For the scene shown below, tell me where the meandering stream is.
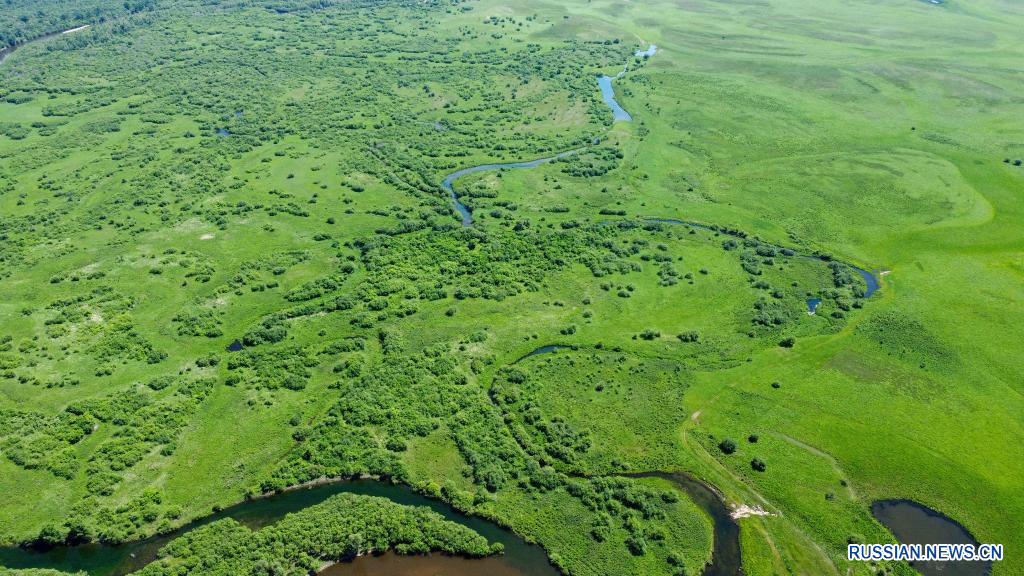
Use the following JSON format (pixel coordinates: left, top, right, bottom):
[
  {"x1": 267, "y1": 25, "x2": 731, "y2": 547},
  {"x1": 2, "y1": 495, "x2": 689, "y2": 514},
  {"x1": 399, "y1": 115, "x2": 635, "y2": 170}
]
[
  {"x1": 631, "y1": 218, "x2": 880, "y2": 296},
  {"x1": 442, "y1": 150, "x2": 581, "y2": 226},
  {"x1": 597, "y1": 73, "x2": 631, "y2": 121},
  {"x1": 441, "y1": 44, "x2": 658, "y2": 225},
  {"x1": 594, "y1": 44, "x2": 656, "y2": 122}
]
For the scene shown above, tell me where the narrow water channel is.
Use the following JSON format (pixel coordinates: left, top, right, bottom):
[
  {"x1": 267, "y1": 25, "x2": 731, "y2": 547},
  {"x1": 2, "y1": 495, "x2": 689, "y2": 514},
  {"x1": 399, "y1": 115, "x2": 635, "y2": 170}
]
[
  {"x1": 596, "y1": 43, "x2": 657, "y2": 122},
  {"x1": 442, "y1": 44, "x2": 657, "y2": 225},
  {"x1": 597, "y1": 73, "x2": 632, "y2": 122},
  {"x1": 442, "y1": 150, "x2": 580, "y2": 226}
]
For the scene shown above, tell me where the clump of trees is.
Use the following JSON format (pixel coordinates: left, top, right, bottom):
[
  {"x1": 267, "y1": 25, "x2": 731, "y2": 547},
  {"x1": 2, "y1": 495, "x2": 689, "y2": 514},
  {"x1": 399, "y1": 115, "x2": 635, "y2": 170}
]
[
  {"x1": 677, "y1": 331, "x2": 699, "y2": 343},
  {"x1": 639, "y1": 329, "x2": 660, "y2": 340},
  {"x1": 226, "y1": 345, "x2": 317, "y2": 390},
  {"x1": 172, "y1": 309, "x2": 222, "y2": 338},
  {"x1": 7, "y1": 378, "x2": 216, "y2": 546},
  {"x1": 557, "y1": 146, "x2": 623, "y2": 177}
]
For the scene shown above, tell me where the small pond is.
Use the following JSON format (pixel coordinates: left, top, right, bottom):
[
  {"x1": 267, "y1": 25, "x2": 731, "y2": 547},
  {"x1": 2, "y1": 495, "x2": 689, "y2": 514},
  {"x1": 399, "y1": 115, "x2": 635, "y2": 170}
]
[
  {"x1": 513, "y1": 344, "x2": 572, "y2": 364},
  {"x1": 872, "y1": 499, "x2": 991, "y2": 576},
  {"x1": 635, "y1": 44, "x2": 658, "y2": 58}
]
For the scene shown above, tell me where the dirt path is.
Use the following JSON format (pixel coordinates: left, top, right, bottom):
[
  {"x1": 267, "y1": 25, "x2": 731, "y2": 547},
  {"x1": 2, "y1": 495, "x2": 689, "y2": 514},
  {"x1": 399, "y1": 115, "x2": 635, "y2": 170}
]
[{"x1": 776, "y1": 433, "x2": 857, "y2": 500}]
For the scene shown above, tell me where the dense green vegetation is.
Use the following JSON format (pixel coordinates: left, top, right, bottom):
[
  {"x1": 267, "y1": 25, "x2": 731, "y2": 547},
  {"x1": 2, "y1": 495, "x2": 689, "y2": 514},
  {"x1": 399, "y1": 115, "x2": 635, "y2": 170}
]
[
  {"x1": 1, "y1": 0, "x2": 1022, "y2": 575},
  {"x1": 136, "y1": 493, "x2": 500, "y2": 575},
  {"x1": 0, "y1": 0, "x2": 144, "y2": 50},
  {"x1": 0, "y1": 493, "x2": 498, "y2": 576}
]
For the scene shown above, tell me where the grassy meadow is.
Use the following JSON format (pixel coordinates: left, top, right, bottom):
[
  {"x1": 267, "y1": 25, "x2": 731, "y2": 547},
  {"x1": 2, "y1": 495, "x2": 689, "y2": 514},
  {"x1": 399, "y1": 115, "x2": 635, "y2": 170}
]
[{"x1": 0, "y1": 0, "x2": 1022, "y2": 575}]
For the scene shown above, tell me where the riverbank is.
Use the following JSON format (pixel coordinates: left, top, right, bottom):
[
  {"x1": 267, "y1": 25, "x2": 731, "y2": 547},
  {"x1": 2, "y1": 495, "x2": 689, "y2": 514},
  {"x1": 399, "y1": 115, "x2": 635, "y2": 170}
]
[
  {"x1": 0, "y1": 24, "x2": 91, "y2": 66},
  {"x1": 619, "y1": 472, "x2": 741, "y2": 576}
]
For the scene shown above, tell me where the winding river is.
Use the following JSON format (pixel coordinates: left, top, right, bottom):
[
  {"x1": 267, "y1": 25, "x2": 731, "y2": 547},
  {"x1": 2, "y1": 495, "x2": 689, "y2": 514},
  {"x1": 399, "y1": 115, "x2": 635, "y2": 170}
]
[
  {"x1": 597, "y1": 72, "x2": 631, "y2": 122},
  {"x1": 442, "y1": 150, "x2": 581, "y2": 226},
  {"x1": 320, "y1": 552, "x2": 530, "y2": 576},
  {"x1": 595, "y1": 44, "x2": 657, "y2": 122},
  {"x1": 0, "y1": 473, "x2": 741, "y2": 576},
  {"x1": 509, "y1": 344, "x2": 742, "y2": 575},
  {"x1": 0, "y1": 479, "x2": 556, "y2": 576}
]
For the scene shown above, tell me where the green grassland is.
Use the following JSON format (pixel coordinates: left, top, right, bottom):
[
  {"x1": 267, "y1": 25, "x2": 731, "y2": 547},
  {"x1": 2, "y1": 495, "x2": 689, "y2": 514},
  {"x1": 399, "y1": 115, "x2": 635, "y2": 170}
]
[{"x1": 1, "y1": 0, "x2": 1022, "y2": 575}]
